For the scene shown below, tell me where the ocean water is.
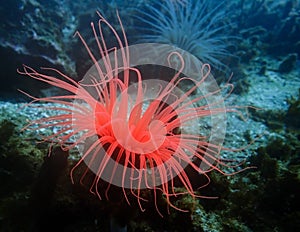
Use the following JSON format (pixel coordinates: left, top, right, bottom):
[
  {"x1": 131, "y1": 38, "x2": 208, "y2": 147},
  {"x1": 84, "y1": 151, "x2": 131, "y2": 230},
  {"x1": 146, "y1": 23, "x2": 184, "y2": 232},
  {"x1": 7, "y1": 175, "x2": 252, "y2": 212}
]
[{"x1": 0, "y1": 0, "x2": 299, "y2": 231}]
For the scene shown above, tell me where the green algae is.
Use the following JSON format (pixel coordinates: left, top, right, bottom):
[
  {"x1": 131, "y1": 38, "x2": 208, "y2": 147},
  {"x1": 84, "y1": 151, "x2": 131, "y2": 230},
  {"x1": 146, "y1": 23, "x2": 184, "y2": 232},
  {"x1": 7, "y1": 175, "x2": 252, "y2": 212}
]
[
  {"x1": 158, "y1": 133, "x2": 300, "y2": 231},
  {"x1": 0, "y1": 117, "x2": 46, "y2": 231},
  {"x1": 286, "y1": 88, "x2": 300, "y2": 130}
]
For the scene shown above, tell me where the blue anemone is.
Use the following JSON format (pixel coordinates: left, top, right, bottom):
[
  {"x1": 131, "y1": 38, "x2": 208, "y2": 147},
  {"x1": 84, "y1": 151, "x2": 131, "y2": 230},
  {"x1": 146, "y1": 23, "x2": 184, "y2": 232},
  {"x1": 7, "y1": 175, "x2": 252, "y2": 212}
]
[{"x1": 135, "y1": 0, "x2": 236, "y2": 72}]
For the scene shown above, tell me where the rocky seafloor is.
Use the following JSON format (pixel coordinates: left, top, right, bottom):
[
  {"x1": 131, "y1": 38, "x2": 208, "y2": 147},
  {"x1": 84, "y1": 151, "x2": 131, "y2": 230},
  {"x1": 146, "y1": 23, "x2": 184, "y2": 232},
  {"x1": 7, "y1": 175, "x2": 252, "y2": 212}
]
[{"x1": 1, "y1": 0, "x2": 300, "y2": 231}]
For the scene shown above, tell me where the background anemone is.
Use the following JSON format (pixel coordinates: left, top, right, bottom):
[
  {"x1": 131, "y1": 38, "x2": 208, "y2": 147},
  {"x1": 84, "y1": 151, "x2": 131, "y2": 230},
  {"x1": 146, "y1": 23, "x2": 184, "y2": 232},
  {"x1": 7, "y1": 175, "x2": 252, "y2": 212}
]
[{"x1": 134, "y1": 0, "x2": 237, "y2": 73}]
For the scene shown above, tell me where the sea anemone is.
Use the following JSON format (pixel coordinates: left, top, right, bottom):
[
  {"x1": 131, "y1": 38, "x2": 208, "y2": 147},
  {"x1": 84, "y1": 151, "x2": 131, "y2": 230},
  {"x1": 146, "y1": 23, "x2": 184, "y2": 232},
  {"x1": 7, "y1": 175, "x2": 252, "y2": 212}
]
[
  {"x1": 135, "y1": 0, "x2": 235, "y2": 72},
  {"x1": 18, "y1": 12, "x2": 247, "y2": 215}
]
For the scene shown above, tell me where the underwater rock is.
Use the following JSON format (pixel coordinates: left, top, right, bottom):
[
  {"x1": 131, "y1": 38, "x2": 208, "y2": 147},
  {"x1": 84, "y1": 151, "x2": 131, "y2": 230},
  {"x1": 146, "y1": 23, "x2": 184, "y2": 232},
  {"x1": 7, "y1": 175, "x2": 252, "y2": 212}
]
[
  {"x1": 0, "y1": 115, "x2": 46, "y2": 231},
  {"x1": 258, "y1": 63, "x2": 267, "y2": 75},
  {"x1": 0, "y1": 0, "x2": 142, "y2": 101},
  {"x1": 278, "y1": 53, "x2": 298, "y2": 73},
  {"x1": 285, "y1": 89, "x2": 300, "y2": 129},
  {"x1": 29, "y1": 146, "x2": 69, "y2": 231},
  {"x1": 0, "y1": 0, "x2": 76, "y2": 100},
  {"x1": 236, "y1": 0, "x2": 300, "y2": 57}
]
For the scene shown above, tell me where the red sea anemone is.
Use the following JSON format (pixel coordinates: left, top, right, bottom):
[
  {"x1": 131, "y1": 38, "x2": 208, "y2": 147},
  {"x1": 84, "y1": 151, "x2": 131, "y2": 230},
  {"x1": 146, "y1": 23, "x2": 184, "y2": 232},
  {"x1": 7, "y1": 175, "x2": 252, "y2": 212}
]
[{"x1": 18, "y1": 12, "x2": 248, "y2": 215}]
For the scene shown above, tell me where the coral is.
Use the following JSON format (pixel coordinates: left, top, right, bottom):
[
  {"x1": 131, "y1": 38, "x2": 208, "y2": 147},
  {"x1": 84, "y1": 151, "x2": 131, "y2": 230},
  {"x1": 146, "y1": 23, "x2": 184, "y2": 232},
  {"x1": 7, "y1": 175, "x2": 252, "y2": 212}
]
[{"x1": 134, "y1": 0, "x2": 237, "y2": 72}]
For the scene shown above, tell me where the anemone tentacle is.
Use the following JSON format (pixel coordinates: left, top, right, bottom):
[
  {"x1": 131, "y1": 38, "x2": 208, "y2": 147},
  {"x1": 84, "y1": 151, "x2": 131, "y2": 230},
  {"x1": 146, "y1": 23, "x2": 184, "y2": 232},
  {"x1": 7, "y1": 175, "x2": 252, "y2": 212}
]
[{"x1": 19, "y1": 11, "x2": 248, "y2": 214}]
